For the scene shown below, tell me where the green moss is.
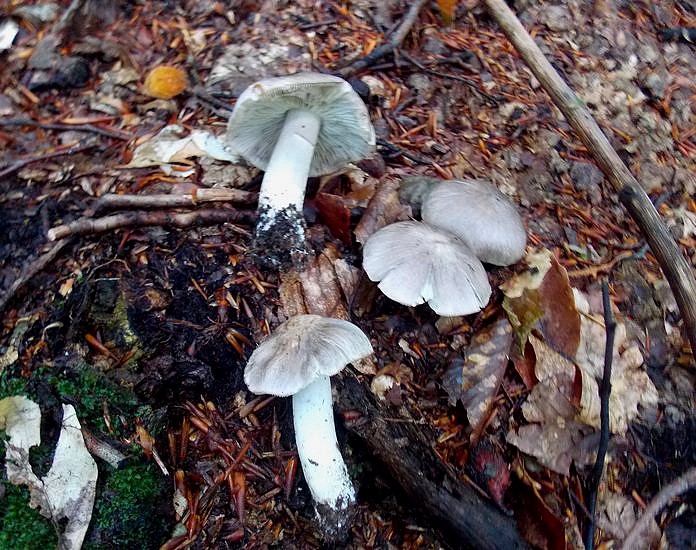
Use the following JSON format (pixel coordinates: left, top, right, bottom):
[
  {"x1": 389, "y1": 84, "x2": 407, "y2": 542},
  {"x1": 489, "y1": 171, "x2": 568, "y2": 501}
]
[
  {"x1": 50, "y1": 366, "x2": 139, "y2": 435},
  {"x1": 0, "y1": 483, "x2": 58, "y2": 550},
  {"x1": 87, "y1": 463, "x2": 170, "y2": 549}
]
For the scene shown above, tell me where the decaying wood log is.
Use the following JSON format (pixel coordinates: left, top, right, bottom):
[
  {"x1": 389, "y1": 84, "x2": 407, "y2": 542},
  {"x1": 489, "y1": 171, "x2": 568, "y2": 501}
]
[
  {"x1": 484, "y1": 0, "x2": 696, "y2": 356},
  {"x1": 334, "y1": 375, "x2": 529, "y2": 550}
]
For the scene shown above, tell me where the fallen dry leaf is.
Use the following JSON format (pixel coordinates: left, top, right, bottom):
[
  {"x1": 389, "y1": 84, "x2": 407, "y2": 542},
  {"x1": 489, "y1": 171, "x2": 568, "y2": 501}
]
[
  {"x1": 575, "y1": 307, "x2": 659, "y2": 435},
  {"x1": 437, "y1": 0, "x2": 457, "y2": 25},
  {"x1": 506, "y1": 336, "x2": 598, "y2": 475},
  {"x1": 126, "y1": 124, "x2": 238, "y2": 170},
  {"x1": 502, "y1": 249, "x2": 581, "y2": 356},
  {"x1": 469, "y1": 442, "x2": 511, "y2": 509},
  {"x1": 513, "y1": 480, "x2": 568, "y2": 550},
  {"x1": 0, "y1": 397, "x2": 98, "y2": 550},
  {"x1": 354, "y1": 178, "x2": 411, "y2": 245},
  {"x1": 443, "y1": 318, "x2": 512, "y2": 434},
  {"x1": 314, "y1": 192, "x2": 353, "y2": 245}
]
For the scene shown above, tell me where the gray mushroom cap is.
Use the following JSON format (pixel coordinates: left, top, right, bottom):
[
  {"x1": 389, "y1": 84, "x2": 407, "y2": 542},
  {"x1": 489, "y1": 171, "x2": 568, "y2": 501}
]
[
  {"x1": 226, "y1": 73, "x2": 375, "y2": 177},
  {"x1": 244, "y1": 314, "x2": 373, "y2": 397},
  {"x1": 421, "y1": 179, "x2": 527, "y2": 266},
  {"x1": 362, "y1": 221, "x2": 492, "y2": 316}
]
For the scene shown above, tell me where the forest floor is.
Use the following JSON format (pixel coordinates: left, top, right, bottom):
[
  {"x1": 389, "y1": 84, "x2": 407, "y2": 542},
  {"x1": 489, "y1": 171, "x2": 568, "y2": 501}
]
[{"x1": 0, "y1": 0, "x2": 695, "y2": 549}]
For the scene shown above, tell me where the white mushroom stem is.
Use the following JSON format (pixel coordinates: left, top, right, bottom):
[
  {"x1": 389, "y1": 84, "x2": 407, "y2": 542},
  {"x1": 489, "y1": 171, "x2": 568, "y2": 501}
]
[
  {"x1": 257, "y1": 109, "x2": 321, "y2": 230},
  {"x1": 292, "y1": 375, "x2": 355, "y2": 520}
]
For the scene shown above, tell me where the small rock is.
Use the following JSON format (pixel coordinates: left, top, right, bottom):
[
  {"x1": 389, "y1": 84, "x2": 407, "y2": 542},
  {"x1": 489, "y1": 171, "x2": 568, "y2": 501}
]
[
  {"x1": 570, "y1": 162, "x2": 604, "y2": 205},
  {"x1": 422, "y1": 33, "x2": 449, "y2": 56},
  {"x1": 540, "y1": 5, "x2": 573, "y2": 32},
  {"x1": 0, "y1": 94, "x2": 14, "y2": 116},
  {"x1": 372, "y1": 117, "x2": 390, "y2": 140},
  {"x1": 395, "y1": 115, "x2": 418, "y2": 128},
  {"x1": 407, "y1": 73, "x2": 433, "y2": 103},
  {"x1": 638, "y1": 163, "x2": 674, "y2": 193},
  {"x1": 359, "y1": 75, "x2": 386, "y2": 98},
  {"x1": 548, "y1": 149, "x2": 569, "y2": 175},
  {"x1": 498, "y1": 101, "x2": 526, "y2": 121},
  {"x1": 674, "y1": 167, "x2": 696, "y2": 195},
  {"x1": 28, "y1": 56, "x2": 91, "y2": 91},
  {"x1": 642, "y1": 71, "x2": 669, "y2": 100},
  {"x1": 13, "y1": 3, "x2": 59, "y2": 24}
]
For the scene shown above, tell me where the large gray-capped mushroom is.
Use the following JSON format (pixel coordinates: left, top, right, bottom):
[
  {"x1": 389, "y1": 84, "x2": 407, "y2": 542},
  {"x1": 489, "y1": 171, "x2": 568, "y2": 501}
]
[
  {"x1": 244, "y1": 314, "x2": 373, "y2": 538},
  {"x1": 226, "y1": 73, "x2": 375, "y2": 268},
  {"x1": 362, "y1": 221, "x2": 492, "y2": 316},
  {"x1": 421, "y1": 179, "x2": 527, "y2": 266}
]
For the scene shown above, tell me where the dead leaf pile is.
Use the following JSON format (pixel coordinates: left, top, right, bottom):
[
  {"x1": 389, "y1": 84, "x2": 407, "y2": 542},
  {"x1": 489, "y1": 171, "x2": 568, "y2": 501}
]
[{"x1": 502, "y1": 250, "x2": 658, "y2": 474}]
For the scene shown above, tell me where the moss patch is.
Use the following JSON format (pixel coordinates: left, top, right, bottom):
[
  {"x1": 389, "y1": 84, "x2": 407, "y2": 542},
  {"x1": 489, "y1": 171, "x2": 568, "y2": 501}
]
[
  {"x1": 0, "y1": 483, "x2": 58, "y2": 550},
  {"x1": 0, "y1": 364, "x2": 172, "y2": 548},
  {"x1": 87, "y1": 463, "x2": 170, "y2": 549}
]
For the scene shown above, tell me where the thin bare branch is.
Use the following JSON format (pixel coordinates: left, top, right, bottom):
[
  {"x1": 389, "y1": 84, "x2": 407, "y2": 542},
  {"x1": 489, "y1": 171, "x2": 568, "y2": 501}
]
[
  {"x1": 339, "y1": 0, "x2": 429, "y2": 77},
  {"x1": 0, "y1": 238, "x2": 72, "y2": 315},
  {"x1": 484, "y1": 0, "x2": 696, "y2": 355},
  {"x1": 91, "y1": 189, "x2": 258, "y2": 214},
  {"x1": 620, "y1": 467, "x2": 696, "y2": 550},
  {"x1": 48, "y1": 208, "x2": 255, "y2": 241}
]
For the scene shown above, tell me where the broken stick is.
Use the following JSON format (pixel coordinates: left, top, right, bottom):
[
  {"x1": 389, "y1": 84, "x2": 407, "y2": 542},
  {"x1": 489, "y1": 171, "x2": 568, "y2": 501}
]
[
  {"x1": 91, "y1": 189, "x2": 258, "y2": 213},
  {"x1": 48, "y1": 208, "x2": 255, "y2": 241},
  {"x1": 619, "y1": 466, "x2": 696, "y2": 550},
  {"x1": 0, "y1": 238, "x2": 72, "y2": 315},
  {"x1": 339, "y1": 0, "x2": 429, "y2": 78},
  {"x1": 484, "y1": 0, "x2": 696, "y2": 355}
]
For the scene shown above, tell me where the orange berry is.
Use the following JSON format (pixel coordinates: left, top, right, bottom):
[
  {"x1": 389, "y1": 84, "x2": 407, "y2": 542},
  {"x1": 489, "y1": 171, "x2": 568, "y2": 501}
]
[{"x1": 143, "y1": 65, "x2": 188, "y2": 100}]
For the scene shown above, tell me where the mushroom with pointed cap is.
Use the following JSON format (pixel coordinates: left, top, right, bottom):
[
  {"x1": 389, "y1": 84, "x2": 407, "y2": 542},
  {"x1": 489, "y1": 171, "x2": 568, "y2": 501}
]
[
  {"x1": 362, "y1": 220, "x2": 492, "y2": 316},
  {"x1": 421, "y1": 179, "x2": 527, "y2": 266},
  {"x1": 244, "y1": 314, "x2": 373, "y2": 537},
  {"x1": 226, "y1": 73, "x2": 375, "y2": 268}
]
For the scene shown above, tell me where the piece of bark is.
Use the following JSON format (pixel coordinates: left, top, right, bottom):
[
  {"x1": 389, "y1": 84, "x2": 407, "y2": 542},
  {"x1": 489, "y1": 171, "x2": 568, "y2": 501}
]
[
  {"x1": 335, "y1": 375, "x2": 529, "y2": 550},
  {"x1": 484, "y1": 0, "x2": 696, "y2": 355}
]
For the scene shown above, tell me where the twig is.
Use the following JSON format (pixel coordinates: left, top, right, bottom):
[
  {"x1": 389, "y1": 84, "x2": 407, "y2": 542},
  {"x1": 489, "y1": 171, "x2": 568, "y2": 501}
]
[
  {"x1": 0, "y1": 142, "x2": 96, "y2": 180},
  {"x1": 584, "y1": 280, "x2": 616, "y2": 550},
  {"x1": 568, "y1": 489, "x2": 625, "y2": 540},
  {"x1": 90, "y1": 189, "x2": 258, "y2": 214},
  {"x1": 186, "y1": 54, "x2": 235, "y2": 115},
  {"x1": 0, "y1": 118, "x2": 129, "y2": 140},
  {"x1": 619, "y1": 467, "x2": 696, "y2": 550},
  {"x1": 191, "y1": 86, "x2": 235, "y2": 114},
  {"x1": 339, "y1": 0, "x2": 429, "y2": 78},
  {"x1": 376, "y1": 138, "x2": 432, "y2": 165},
  {"x1": 81, "y1": 428, "x2": 128, "y2": 469},
  {"x1": 398, "y1": 51, "x2": 500, "y2": 104},
  {"x1": 47, "y1": 208, "x2": 256, "y2": 241},
  {"x1": 484, "y1": 0, "x2": 696, "y2": 356},
  {"x1": 0, "y1": 238, "x2": 72, "y2": 315}
]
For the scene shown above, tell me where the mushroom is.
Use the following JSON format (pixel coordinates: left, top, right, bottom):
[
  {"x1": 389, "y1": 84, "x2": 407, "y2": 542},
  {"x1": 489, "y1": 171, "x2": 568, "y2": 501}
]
[
  {"x1": 226, "y1": 73, "x2": 375, "y2": 267},
  {"x1": 421, "y1": 179, "x2": 527, "y2": 265},
  {"x1": 362, "y1": 220, "x2": 492, "y2": 315},
  {"x1": 244, "y1": 314, "x2": 373, "y2": 536}
]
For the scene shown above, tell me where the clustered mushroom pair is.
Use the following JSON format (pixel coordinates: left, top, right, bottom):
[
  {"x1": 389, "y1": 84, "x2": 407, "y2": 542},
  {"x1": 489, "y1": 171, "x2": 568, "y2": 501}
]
[
  {"x1": 224, "y1": 73, "x2": 527, "y2": 537},
  {"x1": 363, "y1": 178, "x2": 527, "y2": 316}
]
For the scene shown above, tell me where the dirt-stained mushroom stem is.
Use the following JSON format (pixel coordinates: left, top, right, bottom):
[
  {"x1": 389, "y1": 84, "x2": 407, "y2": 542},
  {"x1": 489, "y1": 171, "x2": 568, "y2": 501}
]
[{"x1": 292, "y1": 375, "x2": 356, "y2": 533}]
